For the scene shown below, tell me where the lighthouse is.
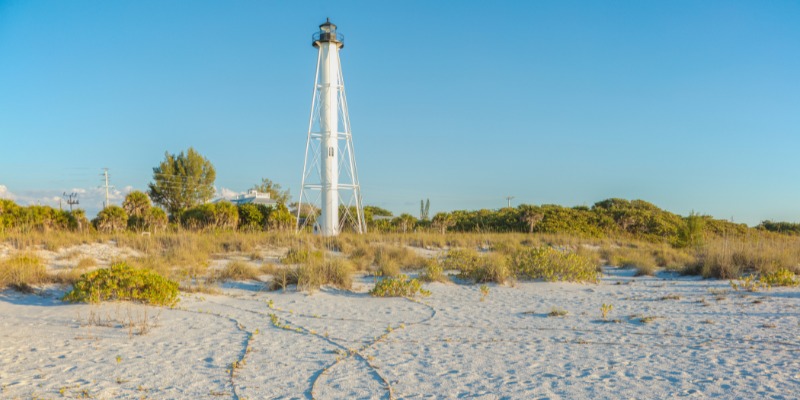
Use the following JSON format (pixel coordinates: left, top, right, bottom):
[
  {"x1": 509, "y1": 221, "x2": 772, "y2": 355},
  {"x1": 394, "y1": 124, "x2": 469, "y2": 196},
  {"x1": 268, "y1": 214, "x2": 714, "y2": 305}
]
[{"x1": 297, "y1": 19, "x2": 366, "y2": 236}]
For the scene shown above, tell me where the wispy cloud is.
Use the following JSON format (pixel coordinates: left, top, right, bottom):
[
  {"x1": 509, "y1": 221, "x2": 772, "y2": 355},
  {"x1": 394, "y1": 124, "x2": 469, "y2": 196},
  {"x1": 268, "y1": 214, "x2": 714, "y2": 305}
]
[
  {"x1": 0, "y1": 185, "x2": 16, "y2": 200},
  {"x1": 216, "y1": 187, "x2": 242, "y2": 199}
]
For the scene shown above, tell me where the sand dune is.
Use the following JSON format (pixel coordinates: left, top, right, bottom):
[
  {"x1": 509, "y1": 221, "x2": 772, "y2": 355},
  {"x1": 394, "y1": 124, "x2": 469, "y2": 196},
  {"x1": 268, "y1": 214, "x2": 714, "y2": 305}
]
[{"x1": 2, "y1": 269, "x2": 799, "y2": 399}]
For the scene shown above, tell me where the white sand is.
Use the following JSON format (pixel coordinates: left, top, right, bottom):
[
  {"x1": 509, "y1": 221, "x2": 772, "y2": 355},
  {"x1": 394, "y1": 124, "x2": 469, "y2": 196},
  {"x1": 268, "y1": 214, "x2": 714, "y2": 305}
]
[{"x1": 2, "y1": 268, "x2": 800, "y2": 399}]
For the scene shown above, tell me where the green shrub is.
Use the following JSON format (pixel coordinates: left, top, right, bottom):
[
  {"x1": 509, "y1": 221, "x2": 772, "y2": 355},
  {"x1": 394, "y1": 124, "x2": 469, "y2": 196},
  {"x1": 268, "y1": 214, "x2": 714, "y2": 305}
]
[
  {"x1": 93, "y1": 206, "x2": 128, "y2": 233},
  {"x1": 370, "y1": 274, "x2": 430, "y2": 297},
  {"x1": 759, "y1": 268, "x2": 798, "y2": 287},
  {"x1": 418, "y1": 258, "x2": 448, "y2": 283},
  {"x1": 458, "y1": 253, "x2": 513, "y2": 284},
  {"x1": 442, "y1": 248, "x2": 481, "y2": 272},
  {"x1": 0, "y1": 254, "x2": 49, "y2": 289},
  {"x1": 63, "y1": 262, "x2": 179, "y2": 306},
  {"x1": 510, "y1": 247, "x2": 599, "y2": 283}
]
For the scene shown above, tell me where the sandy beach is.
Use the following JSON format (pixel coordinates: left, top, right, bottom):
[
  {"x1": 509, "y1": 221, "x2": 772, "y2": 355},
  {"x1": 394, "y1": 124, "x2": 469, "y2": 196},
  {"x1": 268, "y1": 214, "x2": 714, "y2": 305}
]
[{"x1": 2, "y1": 265, "x2": 799, "y2": 399}]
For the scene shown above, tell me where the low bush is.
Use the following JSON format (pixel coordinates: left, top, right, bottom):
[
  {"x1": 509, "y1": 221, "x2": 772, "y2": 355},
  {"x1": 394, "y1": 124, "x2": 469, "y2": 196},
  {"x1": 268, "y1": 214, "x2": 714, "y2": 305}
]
[
  {"x1": 759, "y1": 268, "x2": 798, "y2": 287},
  {"x1": 63, "y1": 262, "x2": 179, "y2": 306},
  {"x1": 510, "y1": 247, "x2": 599, "y2": 283},
  {"x1": 418, "y1": 258, "x2": 448, "y2": 283},
  {"x1": 457, "y1": 253, "x2": 514, "y2": 284},
  {"x1": 442, "y1": 248, "x2": 481, "y2": 272},
  {"x1": 370, "y1": 274, "x2": 430, "y2": 298}
]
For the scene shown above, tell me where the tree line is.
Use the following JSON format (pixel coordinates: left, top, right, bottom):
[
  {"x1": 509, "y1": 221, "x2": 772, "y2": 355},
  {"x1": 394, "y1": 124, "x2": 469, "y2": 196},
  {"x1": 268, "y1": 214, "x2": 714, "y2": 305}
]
[{"x1": 0, "y1": 147, "x2": 796, "y2": 240}]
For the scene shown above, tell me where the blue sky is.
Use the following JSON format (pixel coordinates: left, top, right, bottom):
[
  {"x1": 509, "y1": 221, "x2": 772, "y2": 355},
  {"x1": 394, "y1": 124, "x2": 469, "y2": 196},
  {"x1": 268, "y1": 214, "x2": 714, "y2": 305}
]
[{"x1": 1, "y1": 1, "x2": 798, "y2": 225}]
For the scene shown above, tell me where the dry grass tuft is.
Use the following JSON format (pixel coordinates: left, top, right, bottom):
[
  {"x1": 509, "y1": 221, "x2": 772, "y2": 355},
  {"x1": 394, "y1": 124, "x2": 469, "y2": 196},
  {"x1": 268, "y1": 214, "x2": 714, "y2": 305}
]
[
  {"x1": 213, "y1": 260, "x2": 261, "y2": 282},
  {"x1": 0, "y1": 253, "x2": 49, "y2": 289}
]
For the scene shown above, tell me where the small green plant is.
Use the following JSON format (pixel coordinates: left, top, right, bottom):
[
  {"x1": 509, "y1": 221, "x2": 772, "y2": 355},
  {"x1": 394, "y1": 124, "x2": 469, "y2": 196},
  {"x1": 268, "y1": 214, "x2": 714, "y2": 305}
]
[
  {"x1": 115, "y1": 355, "x2": 122, "y2": 364},
  {"x1": 600, "y1": 303, "x2": 613, "y2": 320},
  {"x1": 730, "y1": 275, "x2": 769, "y2": 292},
  {"x1": 548, "y1": 307, "x2": 568, "y2": 317},
  {"x1": 370, "y1": 274, "x2": 430, "y2": 298},
  {"x1": 479, "y1": 284, "x2": 490, "y2": 301},
  {"x1": 63, "y1": 262, "x2": 179, "y2": 306},
  {"x1": 759, "y1": 268, "x2": 798, "y2": 287},
  {"x1": 418, "y1": 258, "x2": 448, "y2": 283}
]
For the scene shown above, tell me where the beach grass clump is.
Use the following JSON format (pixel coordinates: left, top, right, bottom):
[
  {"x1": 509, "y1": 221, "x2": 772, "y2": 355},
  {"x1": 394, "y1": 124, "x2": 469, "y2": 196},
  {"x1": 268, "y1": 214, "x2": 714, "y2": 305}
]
[
  {"x1": 374, "y1": 245, "x2": 424, "y2": 271},
  {"x1": 418, "y1": 258, "x2": 448, "y2": 283},
  {"x1": 63, "y1": 262, "x2": 179, "y2": 306},
  {"x1": 510, "y1": 247, "x2": 599, "y2": 283},
  {"x1": 687, "y1": 237, "x2": 800, "y2": 279},
  {"x1": 604, "y1": 246, "x2": 658, "y2": 275},
  {"x1": 370, "y1": 274, "x2": 430, "y2": 298},
  {"x1": 344, "y1": 242, "x2": 375, "y2": 271},
  {"x1": 213, "y1": 260, "x2": 261, "y2": 282},
  {"x1": 280, "y1": 247, "x2": 323, "y2": 265},
  {"x1": 272, "y1": 257, "x2": 353, "y2": 291},
  {"x1": 0, "y1": 253, "x2": 49, "y2": 290}
]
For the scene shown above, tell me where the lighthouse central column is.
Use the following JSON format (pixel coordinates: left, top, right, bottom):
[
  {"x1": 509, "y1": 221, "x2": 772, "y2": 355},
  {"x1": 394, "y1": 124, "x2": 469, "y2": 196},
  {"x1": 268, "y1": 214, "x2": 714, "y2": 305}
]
[{"x1": 318, "y1": 41, "x2": 340, "y2": 236}]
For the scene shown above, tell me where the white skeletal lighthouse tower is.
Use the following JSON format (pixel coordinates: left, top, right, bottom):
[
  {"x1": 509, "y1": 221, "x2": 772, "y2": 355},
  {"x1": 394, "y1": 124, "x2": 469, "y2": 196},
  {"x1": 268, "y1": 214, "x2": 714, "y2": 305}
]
[{"x1": 297, "y1": 19, "x2": 366, "y2": 236}]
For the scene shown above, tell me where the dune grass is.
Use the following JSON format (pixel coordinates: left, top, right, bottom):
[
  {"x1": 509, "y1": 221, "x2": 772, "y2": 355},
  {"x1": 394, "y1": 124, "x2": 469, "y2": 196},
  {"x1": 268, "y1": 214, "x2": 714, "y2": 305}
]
[{"x1": 2, "y1": 229, "x2": 799, "y2": 293}]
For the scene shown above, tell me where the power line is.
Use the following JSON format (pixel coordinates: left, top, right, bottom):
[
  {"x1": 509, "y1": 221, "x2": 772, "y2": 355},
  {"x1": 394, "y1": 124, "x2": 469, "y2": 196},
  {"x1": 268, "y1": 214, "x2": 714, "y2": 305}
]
[{"x1": 62, "y1": 192, "x2": 79, "y2": 212}]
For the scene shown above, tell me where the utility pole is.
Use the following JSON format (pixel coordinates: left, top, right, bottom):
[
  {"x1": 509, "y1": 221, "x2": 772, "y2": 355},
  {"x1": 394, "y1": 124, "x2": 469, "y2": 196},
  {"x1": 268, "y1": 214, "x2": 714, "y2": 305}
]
[
  {"x1": 100, "y1": 168, "x2": 113, "y2": 209},
  {"x1": 63, "y1": 192, "x2": 79, "y2": 211},
  {"x1": 505, "y1": 196, "x2": 515, "y2": 208}
]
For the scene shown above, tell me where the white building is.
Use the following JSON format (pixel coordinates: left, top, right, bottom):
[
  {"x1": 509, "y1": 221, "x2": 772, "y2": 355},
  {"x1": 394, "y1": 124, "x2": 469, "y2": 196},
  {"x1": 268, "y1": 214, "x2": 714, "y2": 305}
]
[{"x1": 214, "y1": 190, "x2": 277, "y2": 207}]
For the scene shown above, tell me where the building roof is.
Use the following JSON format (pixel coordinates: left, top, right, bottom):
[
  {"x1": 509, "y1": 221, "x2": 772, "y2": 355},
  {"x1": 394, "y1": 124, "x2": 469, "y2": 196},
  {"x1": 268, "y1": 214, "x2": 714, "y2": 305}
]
[{"x1": 214, "y1": 190, "x2": 277, "y2": 207}]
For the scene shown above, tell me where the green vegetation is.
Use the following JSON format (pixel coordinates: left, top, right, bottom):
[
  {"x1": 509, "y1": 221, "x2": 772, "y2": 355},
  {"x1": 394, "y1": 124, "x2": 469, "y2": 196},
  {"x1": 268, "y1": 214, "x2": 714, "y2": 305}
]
[
  {"x1": 148, "y1": 147, "x2": 216, "y2": 218},
  {"x1": 251, "y1": 178, "x2": 290, "y2": 205},
  {"x1": 93, "y1": 205, "x2": 128, "y2": 233},
  {"x1": 759, "y1": 268, "x2": 798, "y2": 287},
  {"x1": 510, "y1": 247, "x2": 599, "y2": 283},
  {"x1": 123, "y1": 191, "x2": 168, "y2": 232},
  {"x1": 370, "y1": 274, "x2": 430, "y2": 298},
  {"x1": 418, "y1": 258, "x2": 448, "y2": 283},
  {"x1": 758, "y1": 220, "x2": 800, "y2": 235},
  {"x1": 180, "y1": 201, "x2": 239, "y2": 230},
  {"x1": 63, "y1": 262, "x2": 179, "y2": 306},
  {"x1": 600, "y1": 303, "x2": 613, "y2": 320},
  {"x1": 548, "y1": 307, "x2": 568, "y2": 317}
]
